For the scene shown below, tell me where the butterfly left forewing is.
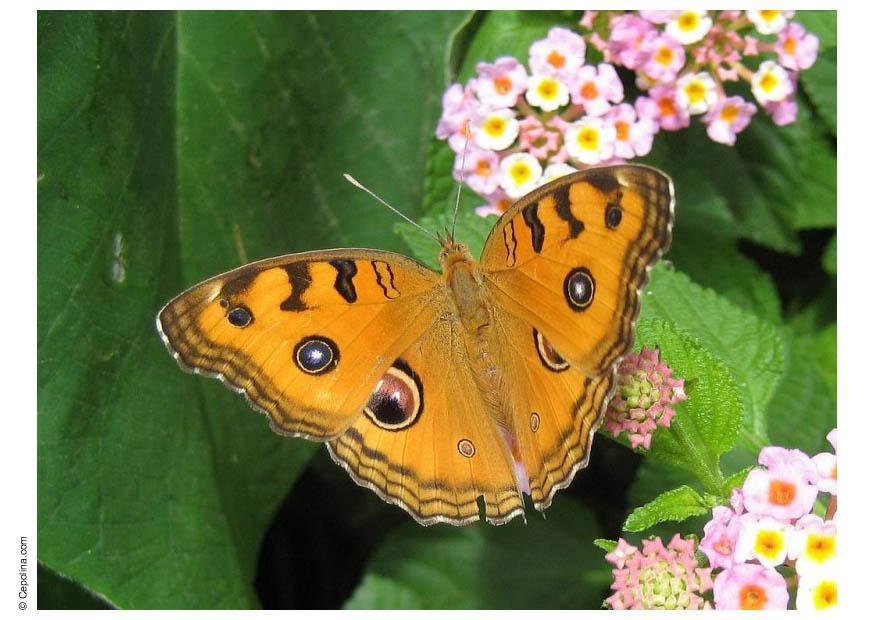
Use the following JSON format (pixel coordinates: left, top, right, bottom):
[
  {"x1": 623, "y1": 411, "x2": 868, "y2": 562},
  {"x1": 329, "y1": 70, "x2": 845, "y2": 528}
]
[
  {"x1": 157, "y1": 249, "x2": 441, "y2": 439},
  {"x1": 480, "y1": 165, "x2": 674, "y2": 377}
]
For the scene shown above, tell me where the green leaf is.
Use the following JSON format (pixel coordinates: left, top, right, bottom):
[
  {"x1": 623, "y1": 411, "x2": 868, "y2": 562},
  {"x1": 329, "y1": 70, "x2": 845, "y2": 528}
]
[
  {"x1": 452, "y1": 10, "x2": 580, "y2": 79},
  {"x1": 634, "y1": 320, "x2": 743, "y2": 489},
  {"x1": 800, "y1": 45, "x2": 837, "y2": 137},
  {"x1": 345, "y1": 498, "x2": 606, "y2": 609},
  {"x1": 626, "y1": 460, "x2": 712, "y2": 540},
  {"x1": 38, "y1": 10, "x2": 469, "y2": 608},
  {"x1": 38, "y1": 563, "x2": 115, "y2": 610},
  {"x1": 795, "y1": 10, "x2": 837, "y2": 47},
  {"x1": 722, "y1": 467, "x2": 755, "y2": 496},
  {"x1": 593, "y1": 539, "x2": 618, "y2": 554},
  {"x1": 640, "y1": 265, "x2": 784, "y2": 450},
  {"x1": 766, "y1": 324, "x2": 837, "y2": 455},
  {"x1": 822, "y1": 234, "x2": 837, "y2": 276},
  {"x1": 645, "y1": 99, "x2": 836, "y2": 253},
  {"x1": 623, "y1": 486, "x2": 709, "y2": 533},
  {"x1": 666, "y1": 174, "x2": 781, "y2": 323}
]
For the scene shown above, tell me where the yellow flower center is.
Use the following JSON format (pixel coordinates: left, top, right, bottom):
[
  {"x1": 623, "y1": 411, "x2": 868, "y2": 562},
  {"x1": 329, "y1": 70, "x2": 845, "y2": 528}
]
[
  {"x1": 547, "y1": 50, "x2": 566, "y2": 69},
  {"x1": 577, "y1": 127, "x2": 600, "y2": 150},
  {"x1": 475, "y1": 159, "x2": 492, "y2": 177},
  {"x1": 806, "y1": 534, "x2": 836, "y2": 563},
  {"x1": 684, "y1": 80, "x2": 707, "y2": 104},
  {"x1": 493, "y1": 76, "x2": 512, "y2": 95},
  {"x1": 484, "y1": 116, "x2": 507, "y2": 137},
  {"x1": 813, "y1": 581, "x2": 837, "y2": 610},
  {"x1": 580, "y1": 81, "x2": 599, "y2": 100},
  {"x1": 537, "y1": 79, "x2": 558, "y2": 99},
  {"x1": 754, "y1": 530, "x2": 784, "y2": 560},
  {"x1": 739, "y1": 584, "x2": 767, "y2": 610},
  {"x1": 509, "y1": 162, "x2": 532, "y2": 184},
  {"x1": 655, "y1": 46, "x2": 674, "y2": 66},
  {"x1": 759, "y1": 10, "x2": 780, "y2": 22},
  {"x1": 768, "y1": 479, "x2": 796, "y2": 505},
  {"x1": 678, "y1": 12, "x2": 699, "y2": 31},
  {"x1": 783, "y1": 36, "x2": 797, "y2": 55},
  {"x1": 614, "y1": 120, "x2": 630, "y2": 141},
  {"x1": 759, "y1": 71, "x2": 779, "y2": 93},
  {"x1": 720, "y1": 104, "x2": 740, "y2": 123}
]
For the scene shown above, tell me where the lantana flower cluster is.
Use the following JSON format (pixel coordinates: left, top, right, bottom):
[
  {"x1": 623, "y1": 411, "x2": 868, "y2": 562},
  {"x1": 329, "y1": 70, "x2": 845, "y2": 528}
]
[
  {"x1": 702, "y1": 430, "x2": 837, "y2": 610},
  {"x1": 435, "y1": 10, "x2": 819, "y2": 215},
  {"x1": 603, "y1": 347, "x2": 687, "y2": 450}
]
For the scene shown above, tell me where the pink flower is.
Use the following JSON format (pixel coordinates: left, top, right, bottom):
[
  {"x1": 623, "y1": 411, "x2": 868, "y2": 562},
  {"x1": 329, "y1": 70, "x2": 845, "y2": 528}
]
[
  {"x1": 638, "y1": 87, "x2": 690, "y2": 131},
  {"x1": 743, "y1": 35, "x2": 761, "y2": 56},
  {"x1": 788, "y1": 514, "x2": 837, "y2": 576},
  {"x1": 734, "y1": 514, "x2": 791, "y2": 567},
  {"x1": 474, "y1": 56, "x2": 528, "y2": 109},
  {"x1": 435, "y1": 79, "x2": 479, "y2": 153},
  {"x1": 604, "y1": 103, "x2": 657, "y2": 159},
  {"x1": 713, "y1": 563, "x2": 789, "y2": 610},
  {"x1": 528, "y1": 27, "x2": 585, "y2": 80},
  {"x1": 741, "y1": 451, "x2": 819, "y2": 521},
  {"x1": 474, "y1": 189, "x2": 512, "y2": 218},
  {"x1": 776, "y1": 23, "x2": 819, "y2": 70},
  {"x1": 454, "y1": 147, "x2": 500, "y2": 196},
  {"x1": 579, "y1": 10, "x2": 598, "y2": 29},
  {"x1": 704, "y1": 96, "x2": 757, "y2": 145},
  {"x1": 568, "y1": 63, "x2": 624, "y2": 116},
  {"x1": 638, "y1": 10, "x2": 679, "y2": 24},
  {"x1": 607, "y1": 14, "x2": 657, "y2": 70},
  {"x1": 764, "y1": 96, "x2": 798, "y2": 126},
  {"x1": 811, "y1": 428, "x2": 837, "y2": 495},
  {"x1": 605, "y1": 535, "x2": 713, "y2": 610},
  {"x1": 641, "y1": 34, "x2": 686, "y2": 83},
  {"x1": 518, "y1": 115, "x2": 561, "y2": 160},
  {"x1": 700, "y1": 505, "x2": 743, "y2": 569},
  {"x1": 603, "y1": 347, "x2": 686, "y2": 450}
]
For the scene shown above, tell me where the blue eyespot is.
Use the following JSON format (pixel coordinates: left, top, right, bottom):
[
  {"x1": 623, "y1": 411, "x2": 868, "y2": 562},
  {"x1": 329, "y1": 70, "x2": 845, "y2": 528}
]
[{"x1": 294, "y1": 337, "x2": 339, "y2": 374}]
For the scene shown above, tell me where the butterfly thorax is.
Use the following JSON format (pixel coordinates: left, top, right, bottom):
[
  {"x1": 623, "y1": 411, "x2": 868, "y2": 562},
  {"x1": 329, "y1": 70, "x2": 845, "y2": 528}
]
[{"x1": 439, "y1": 241, "x2": 491, "y2": 334}]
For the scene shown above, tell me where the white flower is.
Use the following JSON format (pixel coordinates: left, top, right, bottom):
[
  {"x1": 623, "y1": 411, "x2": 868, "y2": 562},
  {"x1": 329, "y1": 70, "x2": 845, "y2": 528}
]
[
  {"x1": 734, "y1": 514, "x2": 790, "y2": 568},
  {"x1": 751, "y1": 60, "x2": 793, "y2": 104},
  {"x1": 525, "y1": 74, "x2": 570, "y2": 112},
  {"x1": 499, "y1": 153, "x2": 543, "y2": 198},
  {"x1": 746, "y1": 10, "x2": 794, "y2": 35},
  {"x1": 540, "y1": 163, "x2": 578, "y2": 186},
  {"x1": 666, "y1": 11, "x2": 713, "y2": 44},
  {"x1": 473, "y1": 108, "x2": 519, "y2": 151},
  {"x1": 788, "y1": 514, "x2": 837, "y2": 576},
  {"x1": 677, "y1": 71, "x2": 719, "y2": 114},
  {"x1": 563, "y1": 117, "x2": 616, "y2": 165},
  {"x1": 796, "y1": 573, "x2": 837, "y2": 611}
]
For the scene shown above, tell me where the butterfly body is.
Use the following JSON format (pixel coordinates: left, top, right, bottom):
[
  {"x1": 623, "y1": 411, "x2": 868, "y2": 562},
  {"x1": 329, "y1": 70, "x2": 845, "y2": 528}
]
[{"x1": 157, "y1": 164, "x2": 674, "y2": 525}]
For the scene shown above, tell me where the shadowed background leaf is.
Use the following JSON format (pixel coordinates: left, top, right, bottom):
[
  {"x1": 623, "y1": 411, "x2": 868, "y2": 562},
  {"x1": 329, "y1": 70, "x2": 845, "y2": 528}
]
[{"x1": 38, "y1": 10, "x2": 469, "y2": 609}]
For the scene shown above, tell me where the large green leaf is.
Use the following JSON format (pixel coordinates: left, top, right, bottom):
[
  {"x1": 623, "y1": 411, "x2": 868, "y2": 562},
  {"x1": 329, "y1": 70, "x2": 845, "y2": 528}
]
[
  {"x1": 344, "y1": 497, "x2": 607, "y2": 609},
  {"x1": 639, "y1": 265, "x2": 784, "y2": 450},
  {"x1": 38, "y1": 10, "x2": 469, "y2": 609}
]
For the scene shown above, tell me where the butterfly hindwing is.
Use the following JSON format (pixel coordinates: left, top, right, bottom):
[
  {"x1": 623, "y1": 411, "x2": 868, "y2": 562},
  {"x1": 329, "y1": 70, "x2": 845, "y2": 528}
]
[{"x1": 157, "y1": 249, "x2": 441, "y2": 439}]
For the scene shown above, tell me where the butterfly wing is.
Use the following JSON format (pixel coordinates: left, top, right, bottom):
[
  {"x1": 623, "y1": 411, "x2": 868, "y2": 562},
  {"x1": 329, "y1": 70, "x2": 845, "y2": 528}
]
[
  {"x1": 327, "y1": 315, "x2": 525, "y2": 526},
  {"x1": 480, "y1": 164, "x2": 674, "y2": 377},
  {"x1": 480, "y1": 165, "x2": 674, "y2": 507},
  {"x1": 157, "y1": 249, "x2": 442, "y2": 439}
]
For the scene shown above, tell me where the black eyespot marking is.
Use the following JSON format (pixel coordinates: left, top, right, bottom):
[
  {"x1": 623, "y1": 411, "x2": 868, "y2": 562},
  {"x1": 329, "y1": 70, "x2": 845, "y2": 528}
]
[
  {"x1": 294, "y1": 336, "x2": 339, "y2": 374},
  {"x1": 533, "y1": 328, "x2": 570, "y2": 372},
  {"x1": 605, "y1": 200, "x2": 623, "y2": 229},
  {"x1": 564, "y1": 267, "x2": 595, "y2": 311},
  {"x1": 219, "y1": 298, "x2": 230, "y2": 309},
  {"x1": 227, "y1": 306, "x2": 253, "y2": 327},
  {"x1": 364, "y1": 360, "x2": 423, "y2": 431},
  {"x1": 458, "y1": 439, "x2": 476, "y2": 458},
  {"x1": 530, "y1": 413, "x2": 541, "y2": 433}
]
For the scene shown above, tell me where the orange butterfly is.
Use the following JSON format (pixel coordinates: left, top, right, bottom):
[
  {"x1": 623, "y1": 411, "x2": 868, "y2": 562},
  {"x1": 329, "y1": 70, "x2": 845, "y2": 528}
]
[{"x1": 156, "y1": 164, "x2": 674, "y2": 525}]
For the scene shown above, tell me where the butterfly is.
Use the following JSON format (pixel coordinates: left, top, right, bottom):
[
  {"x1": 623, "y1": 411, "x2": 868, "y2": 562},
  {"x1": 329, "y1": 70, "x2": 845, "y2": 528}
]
[{"x1": 156, "y1": 164, "x2": 674, "y2": 526}]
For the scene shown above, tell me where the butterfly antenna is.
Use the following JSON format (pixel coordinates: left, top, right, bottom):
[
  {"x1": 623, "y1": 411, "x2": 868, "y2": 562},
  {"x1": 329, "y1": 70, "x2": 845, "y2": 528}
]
[
  {"x1": 450, "y1": 122, "x2": 471, "y2": 241},
  {"x1": 343, "y1": 173, "x2": 438, "y2": 244}
]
